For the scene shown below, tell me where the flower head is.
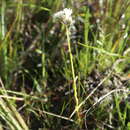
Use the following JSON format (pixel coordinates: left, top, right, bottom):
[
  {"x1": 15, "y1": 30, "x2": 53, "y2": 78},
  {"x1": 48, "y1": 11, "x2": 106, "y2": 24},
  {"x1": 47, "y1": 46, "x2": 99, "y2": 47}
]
[{"x1": 53, "y1": 8, "x2": 73, "y2": 25}]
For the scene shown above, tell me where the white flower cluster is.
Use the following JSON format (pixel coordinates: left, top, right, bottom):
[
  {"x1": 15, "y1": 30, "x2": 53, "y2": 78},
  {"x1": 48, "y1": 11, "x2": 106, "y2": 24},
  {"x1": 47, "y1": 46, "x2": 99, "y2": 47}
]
[{"x1": 53, "y1": 8, "x2": 73, "y2": 25}]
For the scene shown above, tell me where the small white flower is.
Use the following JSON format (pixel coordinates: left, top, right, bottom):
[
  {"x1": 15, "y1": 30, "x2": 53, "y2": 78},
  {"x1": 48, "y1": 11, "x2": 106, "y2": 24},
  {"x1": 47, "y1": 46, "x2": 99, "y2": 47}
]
[
  {"x1": 53, "y1": 8, "x2": 73, "y2": 25},
  {"x1": 123, "y1": 33, "x2": 128, "y2": 39},
  {"x1": 121, "y1": 14, "x2": 125, "y2": 19},
  {"x1": 122, "y1": 24, "x2": 126, "y2": 29}
]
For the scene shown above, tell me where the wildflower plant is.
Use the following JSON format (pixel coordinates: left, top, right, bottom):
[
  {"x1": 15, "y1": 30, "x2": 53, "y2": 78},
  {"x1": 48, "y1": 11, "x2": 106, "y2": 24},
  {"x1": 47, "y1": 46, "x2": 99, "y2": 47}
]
[
  {"x1": 53, "y1": 8, "x2": 73, "y2": 25},
  {"x1": 53, "y1": 8, "x2": 80, "y2": 123}
]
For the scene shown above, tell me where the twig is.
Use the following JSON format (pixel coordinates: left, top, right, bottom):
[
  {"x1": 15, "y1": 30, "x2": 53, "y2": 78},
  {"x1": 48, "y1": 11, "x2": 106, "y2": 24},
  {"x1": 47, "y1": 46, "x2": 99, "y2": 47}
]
[
  {"x1": 34, "y1": 108, "x2": 75, "y2": 123},
  {"x1": 84, "y1": 89, "x2": 129, "y2": 128},
  {"x1": 70, "y1": 71, "x2": 112, "y2": 118},
  {"x1": 84, "y1": 89, "x2": 129, "y2": 115}
]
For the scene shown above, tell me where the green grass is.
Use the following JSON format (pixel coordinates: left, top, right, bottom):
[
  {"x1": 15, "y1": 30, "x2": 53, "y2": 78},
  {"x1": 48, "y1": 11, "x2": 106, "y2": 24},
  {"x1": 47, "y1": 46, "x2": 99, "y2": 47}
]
[{"x1": 0, "y1": 0, "x2": 130, "y2": 129}]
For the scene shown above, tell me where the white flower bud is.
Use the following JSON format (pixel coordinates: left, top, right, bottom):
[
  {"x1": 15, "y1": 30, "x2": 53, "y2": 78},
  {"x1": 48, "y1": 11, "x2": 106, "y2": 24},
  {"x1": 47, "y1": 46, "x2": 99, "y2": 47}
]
[{"x1": 53, "y1": 8, "x2": 73, "y2": 25}]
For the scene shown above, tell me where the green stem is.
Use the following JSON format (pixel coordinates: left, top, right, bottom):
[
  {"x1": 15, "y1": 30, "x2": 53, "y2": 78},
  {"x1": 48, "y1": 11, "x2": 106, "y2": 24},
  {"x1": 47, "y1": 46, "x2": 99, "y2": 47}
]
[
  {"x1": 66, "y1": 26, "x2": 80, "y2": 121},
  {"x1": 1, "y1": 0, "x2": 6, "y2": 40}
]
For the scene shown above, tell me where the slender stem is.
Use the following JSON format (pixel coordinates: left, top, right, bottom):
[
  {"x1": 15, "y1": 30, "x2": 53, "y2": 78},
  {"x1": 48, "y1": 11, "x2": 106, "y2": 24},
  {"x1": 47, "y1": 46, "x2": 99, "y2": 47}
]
[
  {"x1": 1, "y1": 0, "x2": 6, "y2": 40},
  {"x1": 66, "y1": 26, "x2": 80, "y2": 121}
]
